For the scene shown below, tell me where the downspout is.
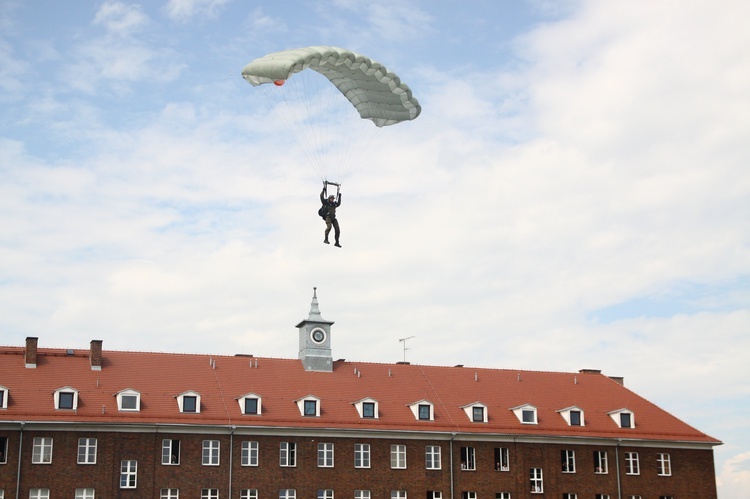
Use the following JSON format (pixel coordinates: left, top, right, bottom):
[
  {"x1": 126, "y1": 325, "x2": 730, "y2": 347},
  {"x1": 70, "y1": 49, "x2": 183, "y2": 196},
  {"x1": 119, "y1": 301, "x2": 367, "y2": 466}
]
[
  {"x1": 16, "y1": 422, "x2": 25, "y2": 499},
  {"x1": 449, "y1": 433, "x2": 456, "y2": 499},
  {"x1": 615, "y1": 440, "x2": 622, "y2": 499},
  {"x1": 228, "y1": 426, "x2": 236, "y2": 499}
]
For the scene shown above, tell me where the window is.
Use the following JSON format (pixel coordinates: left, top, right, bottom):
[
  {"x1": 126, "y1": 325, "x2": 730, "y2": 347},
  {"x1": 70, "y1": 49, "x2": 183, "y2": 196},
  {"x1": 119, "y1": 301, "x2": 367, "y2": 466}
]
[
  {"x1": 355, "y1": 491, "x2": 371, "y2": 499},
  {"x1": 0, "y1": 385, "x2": 7, "y2": 409},
  {"x1": 305, "y1": 400, "x2": 317, "y2": 415},
  {"x1": 620, "y1": 413, "x2": 632, "y2": 428},
  {"x1": 355, "y1": 443, "x2": 370, "y2": 468},
  {"x1": 75, "y1": 489, "x2": 95, "y2": 499},
  {"x1": 245, "y1": 398, "x2": 259, "y2": 415},
  {"x1": 120, "y1": 460, "x2": 137, "y2": 488},
  {"x1": 391, "y1": 492, "x2": 407, "y2": 499},
  {"x1": 461, "y1": 493, "x2": 476, "y2": 499},
  {"x1": 161, "y1": 490, "x2": 180, "y2": 499},
  {"x1": 625, "y1": 452, "x2": 640, "y2": 475},
  {"x1": 32, "y1": 437, "x2": 53, "y2": 464},
  {"x1": 427, "y1": 492, "x2": 442, "y2": 499},
  {"x1": 594, "y1": 450, "x2": 608, "y2": 473},
  {"x1": 241, "y1": 441, "x2": 259, "y2": 466},
  {"x1": 162, "y1": 439, "x2": 180, "y2": 465},
  {"x1": 280, "y1": 490, "x2": 296, "y2": 499},
  {"x1": 496, "y1": 494, "x2": 511, "y2": 499},
  {"x1": 116, "y1": 389, "x2": 140, "y2": 411},
  {"x1": 240, "y1": 491, "x2": 258, "y2": 499},
  {"x1": 561, "y1": 449, "x2": 576, "y2": 473},
  {"x1": 460, "y1": 446, "x2": 476, "y2": 471},
  {"x1": 318, "y1": 442, "x2": 334, "y2": 467},
  {"x1": 608, "y1": 409, "x2": 635, "y2": 428},
  {"x1": 363, "y1": 402, "x2": 375, "y2": 418},
  {"x1": 280, "y1": 442, "x2": 297, "y2": 467},
  {"x1": 426, "y1": 445, "x2": 441, "y2": 469},
  {"x1": 77, "y1": 438, "x2": 97, "y2": 464},
  {"x1": 563, "y1": 495, "x2": 577, "y2": 499},
  {"x1": 627, "y1": 496, "x2": 643, "y2": 499},
  {"x1": 391, "y1": 444, "x2": 407, "y2": 469},
  {"x1": 176, "y1": 391, "x2": 201, "y2": 413},
  {"x1": 529, "y1": 467, "x2": 543, "y2": 493},
  {"x1": 418, "y1": 404, "x2": 431, "y2": 420},
  {"x1": 570, "y1": 410, "x2": 581, "y2": 426},
  {"x1": 657, "y1": 453, "x2": 671, "y2": 476},
  {"x1": 29, "y1": 490, "x2": 50, "y2": 499},
  {"x1": 659, "y1": 496, "x2": 674, "y2": 499},
  {"x1": 472, "y1": 407, "x2": 484, "y2": 422},
  {"x1": 511, "y1": 404, "x2": 538, "y2": 424},
  {"x1": 202, "y1": 440, "x2": 220, "y2": 466},
  {"x1": 54, "y1": 386, "x2": 78, "y2": 410},
  {"x1": 202, "y1": 489, "x2": 219, "y2": 499},
  {"x1": 318, "y1": 490, "x2": 334, "y2": 499},
  {"x1": 595, "y1": 495, "x2": 610, "y2": 499},
  {"x1": 1, "y1": 436, "x2": 8, "y2": 464},
  {"x1": 495, "y1": 447, "x2": 510, "y2": 471}
]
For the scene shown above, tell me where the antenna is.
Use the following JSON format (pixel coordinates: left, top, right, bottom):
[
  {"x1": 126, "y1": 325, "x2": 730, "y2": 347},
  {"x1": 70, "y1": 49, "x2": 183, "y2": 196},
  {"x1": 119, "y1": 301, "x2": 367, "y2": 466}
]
[{"x1": 398, "y1": 336, "x2": 415, "y2": 363}]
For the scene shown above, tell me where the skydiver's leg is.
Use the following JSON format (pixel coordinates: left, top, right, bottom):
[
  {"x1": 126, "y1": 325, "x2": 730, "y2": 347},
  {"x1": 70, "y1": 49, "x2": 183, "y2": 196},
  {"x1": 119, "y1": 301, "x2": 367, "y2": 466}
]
[
  {"x1": 324, "y1": 219, "x2": 332, "y2": 244},
  {"x1": 333, "y1": 219, "x2": 341, "y2": 247}
]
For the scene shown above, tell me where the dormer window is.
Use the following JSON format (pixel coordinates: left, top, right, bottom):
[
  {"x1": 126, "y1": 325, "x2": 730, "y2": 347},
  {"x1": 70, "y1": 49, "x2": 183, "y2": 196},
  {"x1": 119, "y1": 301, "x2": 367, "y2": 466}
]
[
  {"x1": 407, "y1": 400, "x2": 435, "y2": 421},
  {"x1": 237, "y1": 393, "x2": 262, "y2": 415},
  {"x1": 511, "y1": 404, "x2": 538, "y2": 424},
  {"x1": 353, "y1": 398, "x2": 379, "y2": 419},
  {"x1": 54, "y1": 387, "x2": 79, "y2": 410},
  {"x1": 176, "y1": 391, "x2": 201, "y2": 413},
  {"x1": 296, "y1": 395, "x2": 321, "y2": 417},
  {"x1": 608, "y1": 409, "x2": 635, "y2": 428},
  {"x1": 116, "y1": 389, "x2": 141, "y2": 412},
  {"x1": 0, "y1": 385, "x2": 8, "y2": 409},
  {"x1": 461, "y1": 402, "x2": 488, "y2": 423},
  {"x1": 557, "y1": 406, "x2": 585, "y2": 426}
]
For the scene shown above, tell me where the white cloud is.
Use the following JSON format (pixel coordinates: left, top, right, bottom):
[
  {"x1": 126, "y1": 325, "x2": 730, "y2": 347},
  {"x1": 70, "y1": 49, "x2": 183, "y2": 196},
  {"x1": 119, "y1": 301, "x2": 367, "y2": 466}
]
[
  {"x1": 164, "y1": 0, "x2": 232, "y2": 21},
  {"x1": 93, "y1": 1, "x2": 149, "y2": 37}
]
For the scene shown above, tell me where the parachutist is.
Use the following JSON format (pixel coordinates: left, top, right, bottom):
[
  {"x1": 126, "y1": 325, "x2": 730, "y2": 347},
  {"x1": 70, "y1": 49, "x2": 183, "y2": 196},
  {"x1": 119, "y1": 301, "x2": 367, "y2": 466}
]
[{"x1": 320, "y1": 184, "x2": 342, "y2": 248}]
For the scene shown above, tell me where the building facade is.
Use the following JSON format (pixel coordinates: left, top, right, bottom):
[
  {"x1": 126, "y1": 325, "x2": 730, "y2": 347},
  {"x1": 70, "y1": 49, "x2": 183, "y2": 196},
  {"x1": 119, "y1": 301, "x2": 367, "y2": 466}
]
[{"x1": 0, "y1": 291, "x2": 720, "y2": 498}]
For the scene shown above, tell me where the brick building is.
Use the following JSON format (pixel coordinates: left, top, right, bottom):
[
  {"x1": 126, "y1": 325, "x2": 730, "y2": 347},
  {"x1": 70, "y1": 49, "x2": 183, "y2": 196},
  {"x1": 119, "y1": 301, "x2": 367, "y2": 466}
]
[{"x1": 0, "y1": 290, "x2": 720, "y2": 498}]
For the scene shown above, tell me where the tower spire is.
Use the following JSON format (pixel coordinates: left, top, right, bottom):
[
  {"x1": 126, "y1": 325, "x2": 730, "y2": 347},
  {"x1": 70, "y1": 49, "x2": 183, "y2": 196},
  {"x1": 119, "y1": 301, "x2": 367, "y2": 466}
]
[
  {"x1": 296, "y1": 287, "x2": 334, "y2": 372},
  {"x1": 307, "y1": 286, "x2": 326, "y2": 322}
]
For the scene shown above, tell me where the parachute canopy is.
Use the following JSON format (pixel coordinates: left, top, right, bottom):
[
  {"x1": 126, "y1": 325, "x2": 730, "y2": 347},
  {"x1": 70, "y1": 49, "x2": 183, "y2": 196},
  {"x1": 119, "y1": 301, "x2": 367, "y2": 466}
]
[{"x1": 242, "y1": 46, "x2": 421, "y2": 127}]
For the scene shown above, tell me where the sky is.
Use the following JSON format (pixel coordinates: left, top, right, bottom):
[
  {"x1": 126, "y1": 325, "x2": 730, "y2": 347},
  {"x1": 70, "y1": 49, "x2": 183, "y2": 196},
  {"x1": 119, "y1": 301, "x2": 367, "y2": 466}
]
[{"x1": 1, "y1": 0, "x2": 748, "y2": 496}]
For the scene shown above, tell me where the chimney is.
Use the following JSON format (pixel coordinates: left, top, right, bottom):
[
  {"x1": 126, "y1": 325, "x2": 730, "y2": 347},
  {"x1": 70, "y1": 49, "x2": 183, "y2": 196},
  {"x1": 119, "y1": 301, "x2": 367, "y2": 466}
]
[
  {"x1": 579, "y1": 369, "x2": 602, "y2": 375},
  {"x1": 90, "y1": 340, "x2": 103, "y2": 371},
  {"x1": 608, "y1": 376, "x2": 625, "y2": 386},
  {"x1": 25, "y1": 336, "x2": 38, "y2": 368}
]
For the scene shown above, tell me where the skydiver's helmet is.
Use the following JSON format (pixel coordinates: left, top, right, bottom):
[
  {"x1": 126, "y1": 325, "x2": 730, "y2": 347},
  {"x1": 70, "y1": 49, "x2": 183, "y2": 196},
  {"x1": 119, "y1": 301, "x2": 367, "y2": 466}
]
[{"x1": 328, "y1": 195, "x2": 335, "y2": 201}]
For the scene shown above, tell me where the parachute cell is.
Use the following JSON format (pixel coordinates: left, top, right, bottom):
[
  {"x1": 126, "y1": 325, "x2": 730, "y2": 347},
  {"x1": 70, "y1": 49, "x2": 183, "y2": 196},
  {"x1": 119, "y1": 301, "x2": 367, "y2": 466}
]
[{"x1": 241, "y1": 46, "x2": 421, "y2": 127}]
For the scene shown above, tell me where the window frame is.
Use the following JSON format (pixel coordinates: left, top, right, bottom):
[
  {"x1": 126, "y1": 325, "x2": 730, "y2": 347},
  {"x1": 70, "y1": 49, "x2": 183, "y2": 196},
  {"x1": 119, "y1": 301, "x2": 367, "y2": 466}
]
[
  {"x1": 426, "y1": 445, "x2": 442, "y2": 470},
  {"x1": 241, "y1": 440, "x2": 259, "y2": 467},
  {"x1": 295, "y1": 395, "x2": 321, "y2": 417},
  {"x1": 354, "y1": 443, "x2": 371, "y2": 468},
  {"x1": 530, "y1": 467, "x2": 544, "y2": 493},
  {"x1": 32, "y1": 437, "x2": 53, "y2": 464},
  {"x1": 1, "y1": 436, "x2": 8, "y2": 464},
  {"x1": 561, "y1": 449, "x2": 576, "y2": 473},
  {"x1": 494, "y1": 447, "x2": 510, "y2": 471},
  {"x1": 116, "y1": 389, "x2": 141, "y2": 412},
  {"x1": 75, "y1": 488, "x2": 96, "y2": 499},
  {"x1": 201, "y1": 489, "x2": 219, "y2": 499},
  {"x1": 594, "y1": 450, "x2": 608, "y2": 474},
  {"x1": 657, "y1": 453, "x2": 672, "y2": 476},
  {"x1": 407, "y1": 400, "x2": 435, "y2": 421},
  {"x1": 202, "y1": 440, "x2": 220, "y2": 466},
  {"x1": 120, "y1": 459, "x2": 137, "y2": 489},
  {"x1": 511, "y1": 404, "x2": 538, "y2": 424},
  {"x1": 0, "y1": 385, "x2": 7, "y2": 409},
  {"x1": 625, "y1": 452, "x2": 640, "y2": 475},
  {"x1": 162, "y1": 438, "x2": 181, "y2": 465},
  {"x1": 176, "y1": 391, "x2": 201, "y2": 414},
  {"x1": 280, "y1": 441, "x2": 297, "y2": 467},
  {"x1": 279, "y1": 489, "x2": 296, "y2": 499},
  {"x1": 240, "y1": 490, "x2": 258, "y2": 499},
  {"x1": 317, "y1": 489, "x2": 334, "y2": 499},
  {"x1": 460, "y1": 446, "x2": 476, "y2": 471},
  {"x1": 608, "y1": 408, "x2": 635, "y2": 428},
  {"x1": 390, "y1": 444, "x2": 407, "y2": 469},
  {"x1": 29, "y1": 489, "x2": 50, "y2": 499},
  {"x1": 77, "y1": 437, "x2": 97, "y2": 465},
  {"x1": 161, "y1": 489, "x2": 180, "y2": 499},
  {"x1": 354, "y1": 491, "x2": 371, "y2": 499},
  {"x1": 237, "y1": 392, "x2": 263, "y2": 415},
  {"x1": 54, "y1": 386, "x2": 78, "y2": 410},
  {"x1": 318, "y1": 442, "x2": 334, "y2": 468}
]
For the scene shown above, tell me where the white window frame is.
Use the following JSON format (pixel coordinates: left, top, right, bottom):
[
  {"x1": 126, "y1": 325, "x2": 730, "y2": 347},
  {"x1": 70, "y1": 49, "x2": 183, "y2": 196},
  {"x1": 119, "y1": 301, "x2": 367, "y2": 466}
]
[
  {"x1": 495, "y1": 447, "x2": 510, "y2": 471},
  {"x1": 557, "y1": 406, "x2": 585, "y2": 426},
  {"x1": 75, "y1": 489, "x2": 95, "y2": 499},
  {"x1": 54, "y1": 386, "x2": 78, "y2": 410},
  {"x1": 462, "y1": 492, "x2": 476, "y2": 499},
  {"x1": 29, "y1": 490, "x2": 50, "y2": 499},
  {"x1": 460, "y1": 446, "x2": 476, "y2": 471},
  {"x1": 280, "y1": 489, "x2": 296, "y2": 499},
  {"x1": 120, "y1": 459, "x2": 137, "y2": 489},
  {"x1": 496, "y1": 494, "x2": 511, "y2": 499},
  {"x1": 0, "y1": 436, "x2": 7, "y2": 464},
  {"x1": 657, "y1": 453, "x2": 672, "y2": 476},
  {"x1": 354, "y1": 491, "x2": 371, "y2": 499},
  {"x1": 77, "y1": 437, "x2": 97, "y2": 464},
  {"x1": 280, "y1": 442, "x2": 297, "y2": 467},
  {"x1": 625, "y1": 452, "x2": 640, "y2": 475},
  {"x1": 237, "y1": 392, "x2": 262, "y2": 415},
  {"x1": 391, "y1": 492, "x2": 407, "y2": 499},
  {"x1": 427, "y1": 493, "x2": 442, "y2": 499},
  {"x1": 295, "y1": 395, "x2": 321, "y2": 417},
  {"x1": 201, "y1": 489, "x2": 219, "y2": 499},
  {"x1": 563, "y1": 494, "x2": 577, "y2": 499},
  {"x1": 511, "y1": 404, "x2": 538, "y2": 424},
  {"x1": 0, "y1": 385, "x2": 8, "y2": 409},
  {"x1": 162, "y1": 438, "x2": 180, "y2": 465},
  {"x1": 161, "y1": 489, "x2": 180, "y2": 499},
  {"x1": 32, "y1": 437, "x2": 53, "y2": 464},
  {"x1": 202, "y1": 440, "x2": 220, "y2": 466},
  {"x1": 407, "y1": 400, "x2": 434, "y2": 421},
  {"x1": 318, "y1": 442, "x2": 334, "y2": 467},
  {"x1": 355, "y1": 443, "x2": 370, "y2": 468},
  {"x1": 460, "y1": 402, "x2": 488, "y2": 423},
  {"x1": 594, "y1": 450, "x2": 608, "y2": 474},
  {"x1": 240, "y1": 490, "x2": 258, "y2": 499},
  {"x1": 116, "y1": 388, "x2": 141, "y2": 412},
  {"x1": 176, "y1": 391, "x2": 201, "y2": 413},
  {"x1": 353, "y1": 397, "x2": 379, "y2": 419},
  {"x1": 530, "y1": 467, "x2": 543, "y2": 493},
  {"x1": 595, "y1": 495, "x2": 610, "y2": 499},
  {"x1": 608, "y1": 408, "x2": 635, "y2": 428},
  {"x1": 241, "y1": 440, "x2": 259, "y2": 466},
  {"x1": 317, "y1": 490, "x2": 334, "y2": 499},
  {"x1": 561, "y1": 449, "x2": 576, "y2": 473},
  {"x1": 426, "y1": 445, "x2": 441, "y2": 470},
  {"x1": 391, "y1": 444, "x2": 407, "y2": 469}
]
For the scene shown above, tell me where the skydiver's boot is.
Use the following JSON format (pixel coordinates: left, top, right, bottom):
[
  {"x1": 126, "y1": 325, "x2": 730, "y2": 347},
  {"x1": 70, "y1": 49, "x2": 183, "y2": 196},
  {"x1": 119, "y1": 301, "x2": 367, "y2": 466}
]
[
  {"x1": 324, "y1": 238, "x2": 329, "y2": 244},
  {"x1": 334, "y1": 240, "x2": 341, "y2": 248}
]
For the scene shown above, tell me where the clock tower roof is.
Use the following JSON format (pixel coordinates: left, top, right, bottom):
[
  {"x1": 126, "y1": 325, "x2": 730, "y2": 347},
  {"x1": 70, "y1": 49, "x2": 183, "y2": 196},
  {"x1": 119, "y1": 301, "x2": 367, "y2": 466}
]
[{"x1": 296, "y1": 287, "x2": 334, "y2": 327}]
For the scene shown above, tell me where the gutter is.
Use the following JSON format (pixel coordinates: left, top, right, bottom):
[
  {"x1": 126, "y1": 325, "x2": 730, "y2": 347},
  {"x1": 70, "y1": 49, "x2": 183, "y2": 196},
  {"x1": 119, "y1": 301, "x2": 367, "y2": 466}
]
[
  {"x1": 449, "y1": 432, "x2": 455, "y2": 499},
  {"x1": 615, "y1": 439, "x2": 622, "y2": 499},
  {"x1": 16, "y1": 421, "x2": 25, "y2": 499},
  {"x1": 229, "y1": 426, "x2": 236, "y2": 499}
]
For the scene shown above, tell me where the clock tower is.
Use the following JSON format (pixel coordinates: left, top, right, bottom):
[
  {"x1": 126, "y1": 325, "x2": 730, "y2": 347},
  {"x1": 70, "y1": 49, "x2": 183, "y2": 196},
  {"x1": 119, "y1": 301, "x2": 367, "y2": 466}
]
[{"x1": 296, "y1": 287, "x2": 334, "y2": 372}]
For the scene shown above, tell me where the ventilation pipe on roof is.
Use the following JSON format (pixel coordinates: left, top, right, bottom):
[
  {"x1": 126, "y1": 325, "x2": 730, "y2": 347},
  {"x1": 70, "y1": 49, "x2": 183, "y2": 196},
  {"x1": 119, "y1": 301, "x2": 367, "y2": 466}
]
[
  {"x1": 517, "y1": 373, "x2": 521, "y2": 382},
  {"x1": 474, "y1": 372, "x2": 478, "y2": 382}
]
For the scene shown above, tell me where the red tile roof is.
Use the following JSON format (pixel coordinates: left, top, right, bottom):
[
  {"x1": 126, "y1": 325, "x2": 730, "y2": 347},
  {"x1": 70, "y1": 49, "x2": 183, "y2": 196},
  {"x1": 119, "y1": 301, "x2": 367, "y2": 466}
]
[{"x1": 0, "y1": 345, "x2": 720, "y2": 445}]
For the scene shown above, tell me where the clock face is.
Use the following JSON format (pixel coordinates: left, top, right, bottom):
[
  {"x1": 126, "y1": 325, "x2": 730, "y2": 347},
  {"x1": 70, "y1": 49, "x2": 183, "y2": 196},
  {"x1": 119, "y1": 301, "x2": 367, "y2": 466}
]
[{"x1": 311, "y1": 328, "x2": 326, "y2": 344}]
